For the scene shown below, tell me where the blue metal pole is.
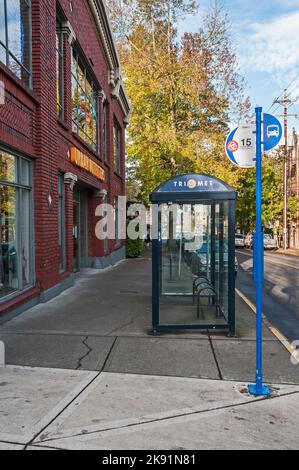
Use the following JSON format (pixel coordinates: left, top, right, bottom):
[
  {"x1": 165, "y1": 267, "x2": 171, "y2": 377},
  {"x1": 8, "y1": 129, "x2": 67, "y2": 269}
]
[
  {"x1": 152, "y1": 204, "x2": 160, "y2": 335},
  {"x1": 248, "y1": 107, "x2": 271, "y2": 397}
]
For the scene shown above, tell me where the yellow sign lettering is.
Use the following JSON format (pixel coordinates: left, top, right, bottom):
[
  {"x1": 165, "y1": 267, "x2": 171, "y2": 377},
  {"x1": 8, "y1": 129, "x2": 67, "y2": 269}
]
[{"x1": 70, "y1": 147, "x2": 105, "y2": 181}]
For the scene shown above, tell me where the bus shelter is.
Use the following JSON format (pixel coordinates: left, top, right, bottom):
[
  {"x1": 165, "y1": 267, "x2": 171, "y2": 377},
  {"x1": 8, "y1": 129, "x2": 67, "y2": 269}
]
[{"x1": 150, "y1": 174, "x2": 237, "y2": 336}]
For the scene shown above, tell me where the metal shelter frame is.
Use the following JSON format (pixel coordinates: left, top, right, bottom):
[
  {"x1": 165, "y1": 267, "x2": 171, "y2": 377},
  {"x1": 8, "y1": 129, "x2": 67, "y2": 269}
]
[{"x1": 150, "y1": 174, "x2": 237, "y2": 336}]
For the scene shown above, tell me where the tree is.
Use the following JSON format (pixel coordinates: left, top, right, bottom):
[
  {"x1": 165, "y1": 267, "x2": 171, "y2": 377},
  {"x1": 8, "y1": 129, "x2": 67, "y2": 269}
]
[
  {"x1": 108, "y1": 0, "x2": 247, "y2": 202},
  {"x1": 236, "y1": 154, "x2": 284, "y2": 233}
]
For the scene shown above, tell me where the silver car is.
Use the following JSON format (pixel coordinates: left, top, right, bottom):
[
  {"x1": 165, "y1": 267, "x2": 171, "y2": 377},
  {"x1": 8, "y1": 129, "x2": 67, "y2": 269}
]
[
  {"x1": 235, "y1": 234, "x2": 245, "y2": 248},
  {"x1": 264, "y1": 234, "x2": 277, "y2": 250}
]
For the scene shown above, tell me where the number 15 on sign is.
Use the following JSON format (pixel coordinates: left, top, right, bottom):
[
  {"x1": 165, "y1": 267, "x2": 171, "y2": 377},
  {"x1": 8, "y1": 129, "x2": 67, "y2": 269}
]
[{"x1": 241, "y1": 138, "x2": 253, "y2": 147}]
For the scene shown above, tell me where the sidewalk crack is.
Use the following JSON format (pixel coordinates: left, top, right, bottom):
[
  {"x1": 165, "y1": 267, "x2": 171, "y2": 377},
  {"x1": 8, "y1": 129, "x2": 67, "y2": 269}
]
[
  {"x1": 99, "y1": 337, "x2": 118, "y2": 372},
  {"x1": 37, "y1": 389, "x2": 299, "y2": 445},
  {"x1": 208, "y1": 334, "x2": 223, "y2": 380},
  {"x1": 106, "y1": 313, "x2": 141, "y2": 336},
  {"x1": 76, "y1": 336, "x2": 93, "y2": 370},
  {"x1": 24, "y1": 371, "x2": 104, "y2": 450}
]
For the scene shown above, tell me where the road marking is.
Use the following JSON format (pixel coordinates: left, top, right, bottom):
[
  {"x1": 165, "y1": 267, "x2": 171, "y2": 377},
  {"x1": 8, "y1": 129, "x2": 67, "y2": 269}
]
[
  {"x1": 236, "y1": 250, "x2": 299, "y2": 270},
  {"x1": 235, "y1": 288, "x2": 296, "y2": 357},
  {"x1": 267, "y1": 327, "x2": 297, "y2": 356},
  {"x1": 235, "y1": 288, "x2": 257, "y2": 315},
  {"x1": 264, "y1": 257, "x2": 299, "y2": 270},
  {"x1": 0, "y1": 341, "x2": 4, "y2": 365}
]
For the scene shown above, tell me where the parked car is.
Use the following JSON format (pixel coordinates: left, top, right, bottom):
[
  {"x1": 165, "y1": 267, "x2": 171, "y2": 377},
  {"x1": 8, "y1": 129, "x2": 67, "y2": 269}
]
[
  {"x1": 235, "y1": 234, "x2": 245, "y2": 248},
  {"x1": 189, "y1": 241, "x2": 238, "y2": 277},
  {"x1": 250, "y1": 234, "x2": 277, "y2": 250},
  {"x1": 263, "y1": 234, "x2": 277, "y2": 250}
]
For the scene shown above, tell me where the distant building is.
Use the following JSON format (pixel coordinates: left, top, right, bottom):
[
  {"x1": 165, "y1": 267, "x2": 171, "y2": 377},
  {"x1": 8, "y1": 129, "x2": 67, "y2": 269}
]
[{"x1": 0, "y1": 1, "x2": 130, "y2": 318}]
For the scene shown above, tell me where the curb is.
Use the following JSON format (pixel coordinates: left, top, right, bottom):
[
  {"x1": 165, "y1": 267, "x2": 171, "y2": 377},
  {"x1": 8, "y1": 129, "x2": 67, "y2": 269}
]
[
  {"x1": 0, "y1": 340, "x2": 4, "y2": 365},
  {"x1": 235, "y1": 288, "x2": 297, "y2": 358},
  {"x1": 275, "y1": 249, "x2": 299, "y2": 258}
]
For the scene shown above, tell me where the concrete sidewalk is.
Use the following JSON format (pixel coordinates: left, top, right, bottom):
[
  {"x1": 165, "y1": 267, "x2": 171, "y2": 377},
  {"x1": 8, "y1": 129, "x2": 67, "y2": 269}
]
[
  {"x1": 0, "y1": 366, "x2": 299, "y2": 450},
  {"x1": 276, "y1": 248, "x2": 299, "y2": 257},
  {"x1": 0, "y1": 254, "x2": 298, "y2": 449}
]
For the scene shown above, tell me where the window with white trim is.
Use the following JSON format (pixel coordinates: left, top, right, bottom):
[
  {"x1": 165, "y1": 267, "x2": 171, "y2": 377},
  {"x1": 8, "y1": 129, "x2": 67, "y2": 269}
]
[
  {"x1": 71, "y1": 48, "x2": 98, "y2": 152},
  {"x1": 0, "y1": 149, "x2": 33, "y2": 299}
]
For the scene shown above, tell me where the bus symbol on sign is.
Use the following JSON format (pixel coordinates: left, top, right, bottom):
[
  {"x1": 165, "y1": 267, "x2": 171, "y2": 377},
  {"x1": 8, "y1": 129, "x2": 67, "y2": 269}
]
[
  {"x1": 263, "y1": 114, "x2": 282, "y2": 152},
  {"x1": 267, "y1": 125, "x2": 279, "y2": 139}
]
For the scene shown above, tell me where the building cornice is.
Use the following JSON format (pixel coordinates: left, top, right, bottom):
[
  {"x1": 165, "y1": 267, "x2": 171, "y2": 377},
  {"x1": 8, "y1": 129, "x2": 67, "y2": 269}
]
[
  {"x1": 86, "y1": 0, "x2": 131, "y2": 121},
  {"x1": 61, "y1": 21, "x2": 76, "y2": 44}
]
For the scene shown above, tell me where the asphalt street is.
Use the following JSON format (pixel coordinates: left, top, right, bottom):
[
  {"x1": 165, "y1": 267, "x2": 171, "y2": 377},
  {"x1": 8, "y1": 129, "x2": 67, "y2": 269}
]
[{"x1": 236, "y1": 249, "x2": 299, "y2": 344}]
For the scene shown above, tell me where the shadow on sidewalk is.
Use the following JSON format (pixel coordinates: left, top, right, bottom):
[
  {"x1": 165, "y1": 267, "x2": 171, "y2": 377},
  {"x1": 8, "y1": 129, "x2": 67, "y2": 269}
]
[{"x1": 0, "y1": 255, "x2": 298, "y2": 384}]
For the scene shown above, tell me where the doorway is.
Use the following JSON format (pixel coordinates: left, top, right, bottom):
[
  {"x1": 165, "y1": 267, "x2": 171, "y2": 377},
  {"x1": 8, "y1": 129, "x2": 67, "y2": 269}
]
[{"x1": 73, "y1": 187, "x2": 88, "y2": 272}]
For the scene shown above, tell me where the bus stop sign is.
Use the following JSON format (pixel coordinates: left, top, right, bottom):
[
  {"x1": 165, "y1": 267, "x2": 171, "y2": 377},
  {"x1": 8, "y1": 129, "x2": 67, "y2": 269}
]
[
  {"x1": 225, "y1": 124, "x2": 256, "y2": 168},
  {"x1": 263, "y1": 113, "x2": 283, "y2": 152},
  {"x1": 225, "y1": 114, "x2": 282, "y2": 167}
]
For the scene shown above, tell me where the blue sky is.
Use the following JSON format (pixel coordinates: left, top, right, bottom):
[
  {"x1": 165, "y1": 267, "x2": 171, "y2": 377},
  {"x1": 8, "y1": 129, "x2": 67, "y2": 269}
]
[{"x1": 178, "y1": 0, "x2": 299, "y2": 128}]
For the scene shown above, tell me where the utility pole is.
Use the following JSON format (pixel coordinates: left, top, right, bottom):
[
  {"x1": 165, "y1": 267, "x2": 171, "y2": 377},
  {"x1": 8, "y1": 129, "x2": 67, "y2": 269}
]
[{"x1": 274, "y1": 89, "x2": 297, "y2": 250}]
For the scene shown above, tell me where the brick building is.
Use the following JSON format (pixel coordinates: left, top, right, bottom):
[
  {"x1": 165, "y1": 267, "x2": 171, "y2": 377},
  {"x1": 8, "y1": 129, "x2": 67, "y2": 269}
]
[{"x1": 0, "y1": 0, "x2": 130, "y2": 318}]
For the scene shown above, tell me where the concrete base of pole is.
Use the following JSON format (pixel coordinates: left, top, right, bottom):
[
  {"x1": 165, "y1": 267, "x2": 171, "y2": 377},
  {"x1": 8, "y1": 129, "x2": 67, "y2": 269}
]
[{"x1": 248, "y1": 383, "x2": 271, "y2": 397}]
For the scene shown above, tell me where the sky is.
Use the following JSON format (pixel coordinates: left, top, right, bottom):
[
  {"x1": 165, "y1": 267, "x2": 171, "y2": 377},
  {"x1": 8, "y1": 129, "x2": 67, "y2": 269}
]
[{"x1": 178, "y1": 0, "x2": 299, "y2": 130}]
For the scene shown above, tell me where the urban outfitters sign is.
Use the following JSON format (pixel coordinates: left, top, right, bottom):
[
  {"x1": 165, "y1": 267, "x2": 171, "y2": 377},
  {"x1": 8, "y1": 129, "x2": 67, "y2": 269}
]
[{"x1": 70, "y1": 147, "x2": 105, "y2": 181}]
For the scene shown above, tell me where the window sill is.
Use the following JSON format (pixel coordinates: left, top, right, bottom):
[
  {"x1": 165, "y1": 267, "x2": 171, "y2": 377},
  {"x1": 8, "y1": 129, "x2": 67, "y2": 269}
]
[
  {"x1": 0, "y1": 284, "x2": 36, "y2": 306},
  {"x1": 57, "y1": 117, "x2": 69, "y2": 132},
  {"x1": 0, "y1": 62, "x2": 39, "y2": 105}
]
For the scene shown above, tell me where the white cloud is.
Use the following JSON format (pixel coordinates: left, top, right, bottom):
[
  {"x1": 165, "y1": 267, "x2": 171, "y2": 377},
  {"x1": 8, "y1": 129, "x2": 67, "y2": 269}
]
[{"x1": 239, "y1": 10, "x2": 299, "y2": 74}]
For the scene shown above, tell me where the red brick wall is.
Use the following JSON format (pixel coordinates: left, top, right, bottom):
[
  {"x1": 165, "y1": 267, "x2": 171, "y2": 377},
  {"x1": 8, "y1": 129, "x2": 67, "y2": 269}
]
[
  {"x1": 0, "y1": 64, "x2": 37, "y2": 157},
  {"x1": 0, "y1": 0, "x2": 127, "y2": 315}
]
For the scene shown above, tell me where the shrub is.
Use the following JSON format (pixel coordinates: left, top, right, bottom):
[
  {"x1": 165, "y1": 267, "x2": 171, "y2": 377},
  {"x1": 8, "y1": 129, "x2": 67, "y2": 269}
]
[{"x1": 126, "y1": 236, "x2": 143, "y2": 258}]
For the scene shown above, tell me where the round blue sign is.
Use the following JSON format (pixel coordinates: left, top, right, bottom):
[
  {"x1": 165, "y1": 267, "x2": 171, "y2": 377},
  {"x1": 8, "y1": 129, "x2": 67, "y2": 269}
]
[{"x1": 263, "y1": 113, "x2": 283, "y2": 152}]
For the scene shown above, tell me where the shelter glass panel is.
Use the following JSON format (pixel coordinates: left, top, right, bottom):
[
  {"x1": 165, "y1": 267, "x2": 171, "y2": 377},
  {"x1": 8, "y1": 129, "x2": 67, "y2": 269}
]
[{"x1": 159, "y1": 201, "x2": 230, "y2": 327}]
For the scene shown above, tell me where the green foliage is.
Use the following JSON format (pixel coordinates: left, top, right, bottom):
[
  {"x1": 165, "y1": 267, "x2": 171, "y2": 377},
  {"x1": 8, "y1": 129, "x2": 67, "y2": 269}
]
[
  {"x1": 108, "y1": 0, "x2": 247, "y2": 202},
  {"x1": 109, "y1": 1, "x2": 292, "y2": 232},
  {"x1": 236, "y1": 154, "x2": 284, "y2": 232},
  {"x1": 125, "y1": 215, "x2": 143, "y2": 258},
  {"x1": 126, "y1": 236, "x2": 143, "y2": 258}
]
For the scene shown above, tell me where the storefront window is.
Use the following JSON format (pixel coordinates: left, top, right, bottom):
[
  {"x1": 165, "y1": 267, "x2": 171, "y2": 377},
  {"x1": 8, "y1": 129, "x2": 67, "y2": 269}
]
[
  {"x1": 71, "y1": 48, "x2": 98, "y2": 152},
  {"x1": 0, "y1": 152, "x2": 16, "y2": 182},
  {"x1": 0, "y1": 185, "x2": 18, "y2": 296},
  {"x1": 0, "y1": 0, "x2": 32, "y2": 87},
  {"x1": 21, "y1": 158, "x2": 30, "y2": 185},
  {"x1": 20, "y1": 188, "x2": 30, "y2": 287},
  {"x1": 0, "y1": 149, "x2": 33, "y2": 299}
]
